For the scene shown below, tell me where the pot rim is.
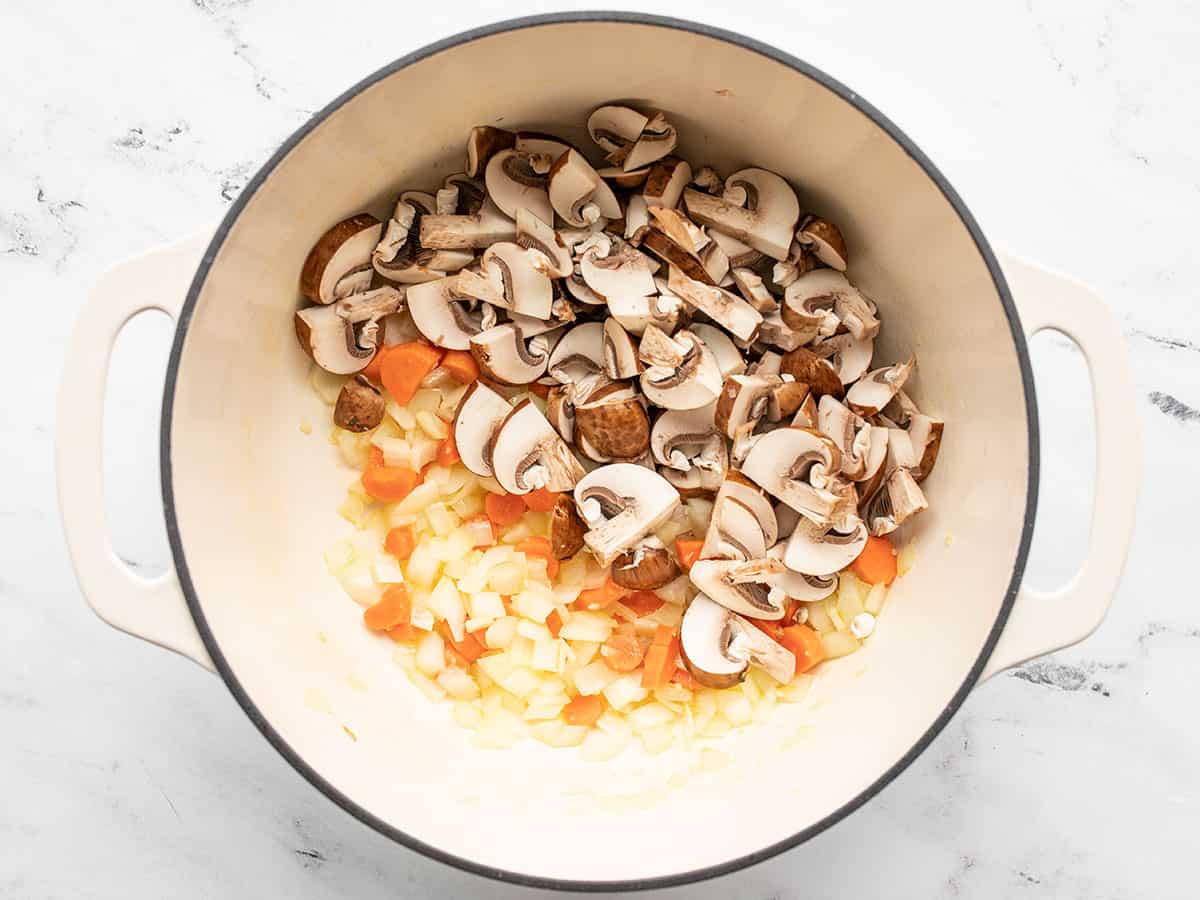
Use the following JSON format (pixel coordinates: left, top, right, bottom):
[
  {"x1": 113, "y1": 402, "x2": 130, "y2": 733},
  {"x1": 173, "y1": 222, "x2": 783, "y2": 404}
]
[{"x1": 160, "y1": 11, "x2": 1039, "y2": 893}]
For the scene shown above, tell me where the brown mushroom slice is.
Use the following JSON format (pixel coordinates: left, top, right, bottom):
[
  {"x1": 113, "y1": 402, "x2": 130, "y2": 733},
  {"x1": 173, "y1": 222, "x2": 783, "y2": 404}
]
[
  {"x1": 513, "y1": 207, "x2": 572, "y2": 277},
  {"x1": 769, "y1": 378, "x2": 812, "y2": 422},
  {"x1": 573, "y1": 463, "x2": 680, "y2": 566},
  {"x1": 612, "y1": 538, "x2": 680, "y2": 591},
  {"x1": 443, "y1": 173, "x2": 486, "y2": 215},
  {"x1": 597, "y1": 165, "x2": 651, "y2": 189},
  {"x1": 817, "y1": 395, "x2": 876, "y2": 480},
  {"x1": 406, "y1": 278, "x2": 496, "y2": 350},
  {"x1": 783, "y1": 516, "x2": 868, "y2": 577},
  {"x1": 700, "y1": 496, "x2": 769, "y2": 562},
  {"x1": 481, "y1": 242, "x2": 554, "y2": 319},
  {"x1": 469, "y1": 324, "x2": 550, "y2": 385},
  {"x1": 640, "y1": 228, "x2": 715, "y2": 285},
  {"x1": 607, "y1": 291, "x2": 683, "y2": 336},
  {"x1": 640, "y1": 329, "x2": 723, "y2": 410},
  {"x1": 647, "y1": 206, "x2": 708, "y2": 255},
  {"x1": 300, "y1": 213, "x2": 383, "y2": 304},
  {"x1": 740, "y1": 426, "x2": 843, "y2": 525},
  {"x1": 548, "y1": 149, "x2": 622, "y2": 227},
  {"x1": 625, "y1": 112, "x2": 678, "y2": 171},
  {"x1": 643, "y1": 157, "x2": 692, "y2": 210},
  {"x1": 889, "y1": 390, "x2": 944, "y2": 482},
  {"x1": 420, "y1": 198, "x2": 517, "y2": 250},
  {"x1": 579, "y1": 241, "x2": 657, "y2": 300},
  {"x1": 779, "y1": 346, "x2": 844, "y2": 399},
  {"x1": 814, "y1": 332, "x2": 874, "y2": 385},
  {"x1": 846, "y1": 358, "x2": 914, "y2": 417},
  {"x1": 334, "y1": 375, "x2": 385, "y2": 432},
  {"x1": 709, "y1": 229, "x2": 764, "y2": 270},
  {"x1": 795, "y1": 215, "x2": 848, "y2": 270},
  {"x1": 546, "y1": 377, "x2": 609, "y2": 444},
  {"x1": 484, "y1": 149, "x2": 553, "y2": 225},
  {"x1": 680, "y1": 594, "x2": 794, "y2": 687},
  {"x1": 295, "y1": 287, "x2": 402, "y2": 374},
  {"x1": 757, "y1": 311, "x2": 806, "y2": 352},
  {"x1": 452, "y1": 382, "x2": 512, "y2": 477},
  {"x1": 860, "y1": 466, "x2": 928, "y2": 536},
  {"x1": 491, "y1": 400, "x2": 586, "y2": 495},
  {"x1": 574, "y1": 391, "x2": 650, "y2": 461},
  {"x1": 714, "y1": 373, "x2": 776, "y2": 439},
  {"x1": 666, "y1": 266, "x2": 763, "y2": 343},
  {"x1": 780, "y1": 269, "x2": 849, "y2": 340},
  {"x1": 683, "y1": 169, "x2": 799, "y2": 261},
  {"x1": 602, "y1": 318, "x2": 642, "y2": 380},
  {"x1": 550, "y1": 494, "x2": 587, "y2": 560},
  {"x1": 623, "y1": 194, "x2": 652, "y2": 246},
  {"x1": 465, "y1": 126, "x2": 515, "y2": 178},
  {"x1": 766, "y1": 541, "x2": 838, "y2": 601},
  {"x1": 661, "y1": 465, "x2": 724, "y2": 496},
  {"x1": 731, "y1": 267, "x2": 776, "y2": 312},
  {"x1": 689, "y1": 558, "x2": 789, "y2": 620},
  {"x1": 700, "y1": 240, "x2": 731, "y2": 285},
  {"x1": 547, "y1": 321, "x2": 606, "y2": 383},
  {"x1": 688, "y1": 323, "x2": 746, "y2": 379},
  {"x1": 564, "y1": 274, "x2": 606, "y2": 307},
  {"x1": 587, "y1": 105, "x2": 649, "y2": 163},
  {"x1": 836, "y1": 290, "x2": 881, "y2": 341}
]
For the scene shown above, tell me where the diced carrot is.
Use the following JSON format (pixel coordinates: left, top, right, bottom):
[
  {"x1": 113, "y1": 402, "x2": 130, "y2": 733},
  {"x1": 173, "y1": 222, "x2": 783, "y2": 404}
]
[
  {"x1": 437, "y1": 623, "x2": 487, "y2": 666},
  {"x1": 361, "y1": 346, "x2": 389, "y2": 384},
  {"x1": 381, "y1": 341, "x2": 444, "y2": 405},
  {"x1": 850, "y1": 535, "x2": 898, "y2": 585},
  {"x1": 522, "y1": 487, "x2": 560, "y2": 512},
  {"x1": 362, "y1": 460, "x2": 422, "y2": 501},
  {"x1": 574, "y1": 577, "x2": 627, "y2": 611},
  {"x1": 562, "y1": 694, "x2": 607, "y2": 727},
  {"x1": 440, "y1": 350, "x2": 480, "y2": 385},
  {"x1": 641, "y1": 625, "x2": 680, "y2": 689},
  {"x1": 601, "y1": 630, "x2": 645, "y2": 672},
  {"x1": 465, "y1": 514, "x2": 497, "y2": 547},
  {"x1": 780, "y1": 624, "x2": 827, "y2": 676},
  {"x1": 386, "y1": 623, "x2": 421, "y2": 643},
  {"x1": 671, "y1": 667, "x2": 703, "y2": 691},
  {"x1": 619, "y1": 590, "x2": 664, "y2": 617},
  {"x1": 675, "y1": 537, "x2": 704, "y2": 572},
  {"x1": 546, "y1": 608, "x2": 564, "y2": 638},
  {"x1": 363, "y1": 584, "x2": 411, "y2": 632},
  {"x1": 528, "y1": 381, "x2": 552, "y2": 399},
  {"x1": 384, "y1": 526, "x2": 416, "y2": 561},
  {"x1": 436, "y1": 431, "x2": 461, "y2": 468},
  {"x1": 747, "y1": 617, "x2": 785, "y2": 643},
  {"x1": 515, "y1": 536, "x2": 559, "y2": 580},
  {"x1": 484, "y1": 492, "x2": 527, "y2": 527}
]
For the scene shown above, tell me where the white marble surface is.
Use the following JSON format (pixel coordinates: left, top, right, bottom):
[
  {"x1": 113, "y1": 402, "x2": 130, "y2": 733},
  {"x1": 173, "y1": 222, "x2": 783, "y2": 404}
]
[{"x1": 4, "y1": 0, "x2": 1195, "y2": 896}]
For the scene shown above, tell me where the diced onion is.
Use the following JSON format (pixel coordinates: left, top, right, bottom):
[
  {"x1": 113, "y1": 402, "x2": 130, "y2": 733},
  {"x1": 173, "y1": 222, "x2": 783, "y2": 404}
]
[
  {"x1": 821, "y1": 630, "x2": 861, "y2": 659},
  {"x1": 436, "y1": 666, "x2": 480, "y2": 700},
  {"x1": 559, "y1": 610, "x2": 614, "y2": 643},
  {"x1": 488, "y1": 561, "x2": 527, "y2": 596},
  {"x1": 415, "y1": 631, "x2": 445, "y2": 675},
  {"x1": 372, "y1": 555, "x2": 405, "y2": 584},
  {"x1": 626, "y1": 703, "x2": 675, "y2": 732},
  {"x1": 573, "y1": 660, "x2": 620, "y2": 696},
  {"x1": 485, "y1": 617, "x2": 518, "y2": 649},
  {"x1": 602, "y1": 673, "x2": 649, "y2": 711},
  {"x1": 416, "y1": 410, "x2": 449, "y2": 440}
]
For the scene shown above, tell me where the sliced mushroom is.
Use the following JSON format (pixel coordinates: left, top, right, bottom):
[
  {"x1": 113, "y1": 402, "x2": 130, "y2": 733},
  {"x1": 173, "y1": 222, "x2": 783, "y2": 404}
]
[
  {"x1": 730, "y1": 267, "x2": 776, "y2": 312},
  {"x1": 860, "y1": 465, "x2": 928, "y2": 536},
  {"x1": 836, "y1": 290, "x2": 880, "y2": 341},
  {"x1": 680, "y1": 594, "x2": 794, "y2": 687},
  {"x1": 817, "y1": 395, "x2": 875, "y2": 480},
  {"x1": 769, "y1": 378, "x2": 812, "y2": 422},
  {"x1": 700, "y1": 240, "x2": 731, "y2": 285},
  {"x1": 814, "y1": 332, "x2": 874, "y2": 385},
  {"x1": 469, "y1": 323, "x2": 550, "y2": 385},
  {"x1": 780, "y1": 269, "x2": 849, "y2": 340},
  {"x1": 490, "y1": 399, "x2": 586, "y2": 494},
  {"x1": 481, "y1": 242, "x2": 553, "y2": 319},
  {"x1": 890, "y1": 390, "x2": 944, "y2": 482},
  {"x1": 846, "y1": 358, "x2": 914, "y2": 416},
  {"x1": 300, "y1": 213, "x2": 383, "y2": 304},
  {"x1": 640, "y1": 227, "x2": 714, "y2": 285},
  {"x1": 574, "y1": 390, "x2": 650, "y2": 460},
  {"x1": 484, "y1": 149, "x2": 553, "y2": 225},
  {"x1": 548, "y1": 149, "x2": 622, "y2": 227},
  {"x1": 643, "y1": 157, "x2": 692, "y2": 210},
  {"x1": 650, "y1": 403, "x2": 728, "y2": 494},
  {"x1": 640, "y1": 329, "x2": 723, "y2": 410},
  {"x1": 597, "y1": 165, "x2": 651, "y2": 189},
  {"x1": 573, "y1": 464, "x2": 680, "y2": 565},
  {"x1": 588, "y1": 105, "x2": 649, "y2": 164},
  {"x1": 513, "y1": 207, "x2": 571, "y2": 277},
  {"x1": 757, "y1": 311, "x2": 806, "y2": 352},
  {"x1": 465, "y1": 126, "x2": 515, "y2": 178},
  {"x1": 607, "y1": 291, "x2": 683, "y2": 335},
  {"x1": 443, "y1": 173, "x2": 486, "y2": 215},
  {"x1": 451, "y1": 382, "x2": 512, "y2": 477},
  {"x1": 547, "y1": 321, "x2": 605, "y2": 383},
  {"x1": 623, "y1": 194, "x2": 651, "y2": 245},
  {"x1": 779, "y1": 347, "x2": 844, "y2": 399},
  {"x1": 513, "y1": 131, "x2": 577, "y2": 160},
  {"x1": 406, "y1": 277, "x2": 495, "y2": 350},
  {"x1": 683, "y1": 169, "x2": 799, "y2": 261},
  {"x1": 602, "y1": 318, "x2": 641, "y2": 379},
  {"x1": 545, "y1": 378, "x2": 605, "y2": 444},
  {"x1": 612, "y1": 538, "x2": 680, "y2": 591},
  {"x1": 580, "y1": 241, "x2": 657, "y2": 300},
  {"x1": 714, "y1": 373, "x2": 776, "y2": 439},
  {"x1": 550, "y1": 493, "x2": 587, "y2": 559},
  {"x1": 687, "y1": 324, "x2": 745, "y2": 380},
  {"x1": 420, "y1": 198, "x2": 517, "y2": 250},
  {"x1": 689, "y1": 558, "x2": 788, "y2": 619},
  {"x1": 666, "y1": 266, "x2": 763, "y2": 344},
  {"x1": 334, "y1": 375, "x2": 385, "y2": 432},
  {"x1": 639, "y1": 323, "x2": 687, "y2": 368},
  {"x1": 766, "y1": 541, "x2": 837, "y2": 601},
  {"x1": 295, "y1": 286, "x2": 402, "y2": 374},
  {"x1": 718, "y1": 472, "x2": 780, "y2": 547},
  {"x1": 750, "y1": 350, "x2": 783, "y2": 377},
  {"x1": 700, "y1": 495, "x2": 769, "y2": 562},
  {"x1": 739, "y1": 427, "x2": 843, "y2": 525},
  {"x1": 451, "y1": 267, "x2": 506, "y2": 308},
  {"x1": 624, "y1": 112, "x2": 678, "y2": 171},
  {"x1": 783, "y1": 516, "x2": 868, "y2": 576},
  {"x1": 795, "y1": 215, "x2": 848, "y2": 270}
]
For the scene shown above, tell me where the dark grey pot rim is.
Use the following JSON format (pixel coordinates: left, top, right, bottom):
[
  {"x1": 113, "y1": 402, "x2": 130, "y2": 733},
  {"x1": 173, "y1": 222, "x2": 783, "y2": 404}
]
[{"x1": 161, "y1": 11, "x2": 1039, "y2": 894}]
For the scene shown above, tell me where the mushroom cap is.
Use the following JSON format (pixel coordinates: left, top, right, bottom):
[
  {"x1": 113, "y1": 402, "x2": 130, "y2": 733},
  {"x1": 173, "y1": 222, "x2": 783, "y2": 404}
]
[
  {"x1": 602, "y1": 318, "x2": 642, "y2": 380},
  {"x1": 548, "y1": 149, "x2": 622, "y2": 227},
  {"x1": 491, "y1": 400, "x2": 586, "y2": 495},
  {"x1": 300, "y1": 213, "x2": 383, "y2": 304},
  {"x1": 783, "y1": 517, "x2": 868, "y2": 576},
  {"x1": 779, "y1": 347, "x2": 844, "y2": 399},
  {"x1": 680, "y1": 593, "x2": 795, "y2": 687},
  {"x1": 639, "y1": 329, "x2": 723, "y2": 410},
  {"x1": 469, "y1": 323, "x2": 550, "y2": 385},
  {"x1": 573, "y1": 463, "x2": 680, "y2": 565},
  {"x1": 682, "y1": 167, "x2": 799, "y2": 262},
  {"x1": 611, "y1": 541, "x2": 680, "y2": 591},
  {"x1": 643, "y1": 157, "x2": 692, "y2": 210},
  {"x1": 739, "y1": 426, "x2": 843, "y2": 524},
  {"x1": 549, "y1": 493, "x2": 587, "y2": 559},
  {"x1": 514, "y1": 207, "x2": 572, "y2": 278},
  {"x1": 796, "y1": 216, "x2": 848, "y2": 270},
  {"x1": 846, "y1": 358, "x2": 914, "y2": 417},
  {"x1": 547, "y1": 321, "x2": 606, "y2": 383},
  {"x1": 452, "y1": 381, "x2": 512, "y2": 477},
  {"x1": 465, "y1": 125, "x2": 515, "y2": 179},
  {"x1": 406, "y1": 278, "x2": 494, "y2": 350},
  {"x1": 689, "y1": 323, "x2": 747, "y2": 378},
  {"x1": 689, "y1": 558, "x2": 789, "y2": 620},
  {"x1": 484, "y1": 149, "x2": 553, "y2": 225},
  {"x1": 574, "y1": 392, "x2": 651, "y2": 461},
  {"x1": 334, "y1": 375, "x2": 385, "y2": 432},
  {"x1": 481, "y1": 242, "x2": 554, "y2": 320},
  {"x1": 597, "y1": 165, "x2": 651, "y2": 189},
  {"x1": 579, "y1": 242, "x2": 657, "y2": 300},
  {"x1": 666, "y1": 266, "x2": 763, "y2": 343}
]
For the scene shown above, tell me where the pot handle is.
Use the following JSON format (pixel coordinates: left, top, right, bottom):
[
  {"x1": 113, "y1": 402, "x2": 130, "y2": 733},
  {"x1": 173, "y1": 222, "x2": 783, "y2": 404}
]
[
  {"x1": 56, "y1": 234, "x2": 215, "y2": 672},
  {"x1": 980, "y1": 255, "x2": 1140, "y2": 679}
]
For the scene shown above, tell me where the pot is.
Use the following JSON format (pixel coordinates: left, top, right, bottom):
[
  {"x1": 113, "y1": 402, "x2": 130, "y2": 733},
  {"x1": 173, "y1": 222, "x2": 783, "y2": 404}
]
[{"x1": 56, "y1": 13, "x2": 1140, "y2": 891}]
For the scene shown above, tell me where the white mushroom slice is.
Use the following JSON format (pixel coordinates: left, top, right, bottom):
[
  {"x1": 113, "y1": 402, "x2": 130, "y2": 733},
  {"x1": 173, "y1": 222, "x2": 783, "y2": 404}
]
[
  {"x1": 718, "y1": 473, "x2": 779, "y2": 547},
  {"x1": 648, "y1": 206, "x2": 709, "y2": 255},
  {"x1": 700, "y1": 240, "x2": 731, "y2": 285},
  {"x1": 650, "y1": 403, "x2": 728, "y2": 489},
  {"x1": 836, "y1": 290, "x2": 881, "y2": 341},
  {"x1": 714, "y1": 373, "x2": 775, "y2": 439},
  {"x1": 688, "y1": 323, "x2": 746, "y2": 379},
  {"x1": 564, "y1": 275, "x2": 606, "y2": 306},
  {"x1": 683, "y1": 169, "x2": 799, "y2": 261},
  {"x1": 574, "y1": 464, "x2": 680, "y2": 565},
  {"x1": 859, "y1": 425, "x2": 890, "y2": 487},
  {"x1": 602, "y1": 318, "x2": 641, "y2": 379},
  {"x1": 639, "y1": 229, "x2": 713, "y2": 285},
  {"x1": 768, "y1": 379, "x2": 812, "y2": 424},
  {"x1": 865, "y1": 466, "x2": 929, "y2": 537},
  {"x1": 667, "y1": 266, "x2": 763, "y2": 343},
  {"x1": 814, "y1": 332, "x2": 874, "y2": 385},
  {"x1": 420, "y1": 198, "x2": 517, "y2": 250},
  {"x1": 751, "y1": 350, "x2": 783, "y2": 377},
  {"x1": 300, "y1": 213, "x2": 383, "y2": 304},
  {"x1": 597, "y1": 165, "x2": 651, "y2": 189},
  {"x1": 485, "y1": 149, "x2": 553, "y2": 224},
  {"x1": 587, "y1": 105, "x2": 649, "y2": 162},
  {"x1": 435, "y1": 186, "x2": 458, "y2": 216},
  {"x1": 846, "y1": 359, "x2": 914, "y2": 416},
  {"x1": 470, "y1": 323, "x2": 550, "y2": 385},
  {"x1": 783, "y1": 517, "x2": 868, "y2": 576},
  {"x1": 607, "y1": 292, "x2": 682, "y2": 336},
  {"x1": 372, "y1": 200, "x2": 416, "y2": 265},
  {"x1": 513, "y1": 131, "x2": 576, "y2": 163},
  {"x1": 643, "y1": 157, "x2": 692, "y2": 210},
  {"x1": 295, "y1": 287, "x2": 402, "y2": 375},
  {"x1": 740, "y1": 427, "x2": 843, "y2": 525},
  {"x1": 491, "y1": 400, "x2": 586, "y2": 495},
  {"x1": 818, "y1": 395, "x2": 875, "y2": 480},
  {"x1": 756, "y1": 310, "x2": 805, "y2": 352},
  {"x1": 548, "y1": 149, "x2": 622, "y2": 227},
  {"x1": 481, "y1": 242, "x2": 553, "y2": 319},
  {"x1": 547, "y1": 322, "x2": 605, "y2": 383},
  {"x1": 680, "y1": 594, "x2": 794, "y2": 687},
  {"x1": 708, "y1": 229, "x2": 763, "y2": 269},
  {"x1": 689, "y1": 558, "x2": 789, "y2": 620},
  {"x1": 780, "y1": 269, "x2": 849, "y2": 340},
  {"x1": 765, "y1": 541, "x2": 838, "y2": 602},
  {"x1": 574, "y1": 391, "x2": 651, "y2": 461},
  {"x1": 700, "y1": 496, "x2": 769, "y2": 562},
  {"x1": 890, "y1": 390, "x2": 944, "y2": 482},
  {"x1": 452, "y1": 382, "x2": 512, "y2": 477},
  {"x1": 443, "y1": 173, "x2": 487, "y2": 214},
  {"x1": 406, "y1": 277, "x2": 495, "y2": 350},
  {"x1": 640, "y1": 329, "x2": 723, "y2": 410},
  {"x1": 451, "y1": 267, "x2": 506, "y2": 308},
  {"x1": 625, "y1": 112, "x2": 678, "y2": 172},
  {"x1": 580, "y1": 242, "x2": 656, "y2": 300},
  {"x1": 374, "y1": 241, "x2": 475, "y2": 284},
  {"x1": 795, "y1": 215, "x2": 848, "y2": 270},
  {"x1": 514, "y1": 207, "x2": 571, "y2": 277},
  {"x1": 465, "y1": 126, "x2": 515, "y2": 179},
  {"x1": 639, "y1": 323, "x2": 687, "y2": 368},
  {"x1": 730, "y1": 267, "x2": 776, "y2": 312},
  {"x1": 662, "y1": 465, "x2": 725, "y2": 495},
  {"x1": 624, "y1": 194, "x2": 651, "y2": 245}
]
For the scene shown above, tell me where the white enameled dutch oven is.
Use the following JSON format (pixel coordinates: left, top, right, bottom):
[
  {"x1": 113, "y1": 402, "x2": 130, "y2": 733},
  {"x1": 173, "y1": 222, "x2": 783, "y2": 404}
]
[{"x1": 56, "y1": 13, "x2": 1141, "y2": 891}]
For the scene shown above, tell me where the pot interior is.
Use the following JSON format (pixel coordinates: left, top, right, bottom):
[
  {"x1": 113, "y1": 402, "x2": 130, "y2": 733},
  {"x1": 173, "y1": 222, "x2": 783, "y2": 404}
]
[{"x1": 167, "y1": 18, "x2": 1031, "y2": 884}]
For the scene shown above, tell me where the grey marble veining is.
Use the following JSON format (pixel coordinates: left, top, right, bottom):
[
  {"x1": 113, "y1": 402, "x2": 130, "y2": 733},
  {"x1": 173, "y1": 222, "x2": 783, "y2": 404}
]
[{"x1": 3, "y1": 0, "x2": 1196, "y2": 897}]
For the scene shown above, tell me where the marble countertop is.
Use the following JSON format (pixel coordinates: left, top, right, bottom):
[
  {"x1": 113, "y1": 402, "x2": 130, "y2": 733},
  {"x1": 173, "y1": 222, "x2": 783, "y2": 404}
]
[{"x1": 4, "y1": 0, "x2": 1194, "y2": 897}]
